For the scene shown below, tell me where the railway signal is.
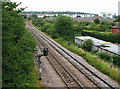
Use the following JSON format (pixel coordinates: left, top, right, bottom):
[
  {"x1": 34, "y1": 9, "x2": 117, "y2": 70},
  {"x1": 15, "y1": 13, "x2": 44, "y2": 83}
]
[
  {"x1": 43, "y1": 48, "x2": 48, "y2": 56},
  {"x1": 35, "y1": 47, "x2": 48, "y2": 80}
]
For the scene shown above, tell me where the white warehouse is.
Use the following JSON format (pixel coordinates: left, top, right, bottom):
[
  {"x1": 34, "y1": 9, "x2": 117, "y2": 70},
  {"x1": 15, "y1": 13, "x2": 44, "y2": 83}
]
[{"x1": 75, "y1": 36, "x2": 120, "y2": 56}]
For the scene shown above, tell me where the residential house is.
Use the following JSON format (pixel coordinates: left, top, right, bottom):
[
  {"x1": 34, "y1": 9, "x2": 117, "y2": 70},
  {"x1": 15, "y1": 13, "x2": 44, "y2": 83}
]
[
  {"x1": 37, "y1": 14, "x2": 45, "y2": 18},
  {"x1": 26, "y1": 14, "x2": 32, "y2": 18},
  {"x1": 112, "y1": 23, "x2": 120, "y2": 33}
]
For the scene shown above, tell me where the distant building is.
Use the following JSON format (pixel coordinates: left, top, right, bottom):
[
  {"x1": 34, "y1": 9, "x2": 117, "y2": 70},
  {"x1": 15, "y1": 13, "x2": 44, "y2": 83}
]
[
  {"x1": 26, "y1": 14, "x2": 32, "y2": 18},
  {"x1": 44, "y1": 17, "x2": 56, "y2": 21},
  {"x1": 73, "y1": 17, "x2": 115, "y2": 22},
  {"x1": 37, "y1": 14, "x2": 45, "y2": 18},
  {"x1": 112, "y1": 23, "x2": 120, "y2": 33},
  {"x1": 112, "y1": 13, "x2": 116, "y2": 18},
  {"x1": 1, "y1": 0, "x2": 11, "y2": 2}
]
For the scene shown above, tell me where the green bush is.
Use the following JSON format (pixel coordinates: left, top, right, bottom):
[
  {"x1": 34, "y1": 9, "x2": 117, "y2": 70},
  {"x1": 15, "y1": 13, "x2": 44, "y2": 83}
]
[
  {"x1": 92, "y1": 50, "x2": 98, "y2": 54},
  {"x1": 81, "y1": 39, "x2": 93, "y2": 51},
  {"x1": 112, "y1": 55, "x2": 120, "y2": 67},
  {"x1": 94, "y1": 18, "x2": 100, "y2": 24},
  {"x1": 96, "y1": 52, "x2": 111, "y2": 61}
]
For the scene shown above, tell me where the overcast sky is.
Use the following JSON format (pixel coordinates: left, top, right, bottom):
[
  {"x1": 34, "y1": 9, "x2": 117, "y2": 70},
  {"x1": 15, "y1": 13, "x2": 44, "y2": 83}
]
[{"x1": 11, "y1": 0, "x2": 120, "y2": 15}]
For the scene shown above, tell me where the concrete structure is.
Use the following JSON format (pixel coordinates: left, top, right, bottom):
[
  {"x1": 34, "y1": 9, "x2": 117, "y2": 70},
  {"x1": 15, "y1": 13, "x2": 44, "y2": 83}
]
[
  {"x1": 75, "y1": 36, "x2": 120, "y2": 56},
  {"x1": 112, "y1": 23, "x2": 120, "y2": 33},
  {"x1": 100, "y1": 12, "x2": 116, "y2": 18}
]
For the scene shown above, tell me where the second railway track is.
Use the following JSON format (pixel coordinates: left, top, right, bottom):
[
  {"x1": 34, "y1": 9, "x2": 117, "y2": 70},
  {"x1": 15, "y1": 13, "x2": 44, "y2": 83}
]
[{"x1": 26, "y1": 21, "x2": 119, "y2": 89}]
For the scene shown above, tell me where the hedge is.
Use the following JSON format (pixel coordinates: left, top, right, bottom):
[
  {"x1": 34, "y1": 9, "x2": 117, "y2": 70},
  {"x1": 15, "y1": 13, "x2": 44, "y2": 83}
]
[{"x1": 81, "y1": 30, "x2": 120, "y2": 43}]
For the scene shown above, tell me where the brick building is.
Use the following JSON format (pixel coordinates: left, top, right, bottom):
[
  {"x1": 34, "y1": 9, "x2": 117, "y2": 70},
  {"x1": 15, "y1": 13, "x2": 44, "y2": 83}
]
[{"x1": 112, "y1": 23, "x2": 120, "y2": 33}]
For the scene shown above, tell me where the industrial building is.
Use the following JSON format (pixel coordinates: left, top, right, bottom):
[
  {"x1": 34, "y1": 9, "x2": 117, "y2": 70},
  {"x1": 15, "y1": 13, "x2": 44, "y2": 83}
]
[{"x1": 75, "y1": 36, "x2": 120, "y2": 56}]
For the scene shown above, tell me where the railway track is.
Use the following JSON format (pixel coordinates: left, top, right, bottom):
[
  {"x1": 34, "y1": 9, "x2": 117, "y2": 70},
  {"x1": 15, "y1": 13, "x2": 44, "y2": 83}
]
[{"x1": 26, "y1": 21, "x2": 119, "y2": 89}]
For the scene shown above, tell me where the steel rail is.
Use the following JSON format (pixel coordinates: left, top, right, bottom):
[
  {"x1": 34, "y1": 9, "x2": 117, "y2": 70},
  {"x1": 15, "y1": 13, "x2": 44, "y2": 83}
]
[{"x1": 28, "y1": 25, "x2": 84, "y2": 89}]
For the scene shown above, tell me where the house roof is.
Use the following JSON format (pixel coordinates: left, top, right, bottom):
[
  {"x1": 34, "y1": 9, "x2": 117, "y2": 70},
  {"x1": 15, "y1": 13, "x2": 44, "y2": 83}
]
[
  {"x1": 74, "y1": 17, "x2": 115, "y2": 22},
  {"x1": 44, "y1": 17, "x2": 56, "y2": 20},
  {"x1": 37, "y1": 14, "x2": 44, "y2": 16},
  {"x1": 112, "y1": 23, "x2": 120, "y2": 28}
]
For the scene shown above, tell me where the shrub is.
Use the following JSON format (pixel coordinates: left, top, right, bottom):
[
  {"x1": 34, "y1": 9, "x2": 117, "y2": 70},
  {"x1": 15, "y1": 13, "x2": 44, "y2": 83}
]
[
  {"x1": 96, "y1": 52, "x2": 111, "y2": 61},
  {"x1": 94, "y1": 18, "x2": 100, "y2": 24},
  {"x1": 112, "y1": 55, "x2": 120, "y2": 67},
  {"x1": 92, "y1": 50, "x2": 98, "y2": 54},
  {"x1": 81, "y1": 39, "x2": 93, "y2": 51}
]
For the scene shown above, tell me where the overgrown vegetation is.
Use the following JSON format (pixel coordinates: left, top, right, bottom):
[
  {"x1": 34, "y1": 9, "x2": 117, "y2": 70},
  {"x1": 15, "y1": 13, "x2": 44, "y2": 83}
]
[
  {"x1": 95, "y1": 52, "x2": 120, "y2": 67},
  {"x1": 96, "y1": 52, "x2": 111, "y2": 61},
  {"x1": 2, "y1": 2, "x2": 39, "y2": 87},
  {"x1": 112, "y1": 55, "x2": 120, "y2": 67},
  {"x1": 32, "y1": 15, "x2": 120, "y2": 83},
  {"x1": 81, "y1": 39, "x2": 93, "y2": 51}
]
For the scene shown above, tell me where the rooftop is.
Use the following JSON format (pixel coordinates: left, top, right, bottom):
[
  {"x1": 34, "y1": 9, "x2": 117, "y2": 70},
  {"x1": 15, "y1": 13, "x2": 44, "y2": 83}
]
[
  {"x1": 44, "y1": 17, "x2": 56, "y2": 20},
  {"x1": 112, "y1": 23, "x2": 120, "y2": 28}
]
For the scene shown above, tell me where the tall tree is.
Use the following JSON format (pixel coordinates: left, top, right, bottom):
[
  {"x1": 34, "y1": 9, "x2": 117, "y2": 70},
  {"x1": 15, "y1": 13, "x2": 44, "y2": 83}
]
[
  {"x1": 2, "y1": 2, "x2": 36, "y2": 87},
  {"x1": 55, "y1": 16, "x2": 74, "y2": 37}
]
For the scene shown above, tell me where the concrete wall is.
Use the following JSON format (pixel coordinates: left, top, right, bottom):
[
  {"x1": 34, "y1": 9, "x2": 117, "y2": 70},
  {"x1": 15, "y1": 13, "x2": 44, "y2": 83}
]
[{"x1": 119, "y1": 44, "x2": 120, "y2": 54}]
